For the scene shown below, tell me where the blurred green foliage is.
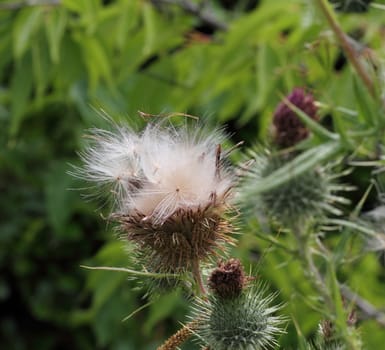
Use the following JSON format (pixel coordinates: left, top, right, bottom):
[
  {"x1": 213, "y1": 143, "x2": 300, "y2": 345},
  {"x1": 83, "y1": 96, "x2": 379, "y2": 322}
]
[{"x1": 1, "y1": 0, "x2": 385, "y2": 349}]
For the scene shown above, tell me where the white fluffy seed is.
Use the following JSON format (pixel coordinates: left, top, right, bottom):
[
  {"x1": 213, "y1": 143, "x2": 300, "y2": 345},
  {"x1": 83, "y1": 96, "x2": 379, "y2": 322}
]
[{"x1": 75, "y1": 121, "x2": 233, "y2": 224}]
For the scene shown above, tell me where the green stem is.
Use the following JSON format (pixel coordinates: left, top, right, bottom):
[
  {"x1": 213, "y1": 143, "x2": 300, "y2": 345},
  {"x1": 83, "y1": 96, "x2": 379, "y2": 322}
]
[
  {"x1": 293, "y1": 227, "x2": 360, "y2": 350},
  {"x1": 315, "y1": 0, "x2": 376, "y2": 98},
  {"x1": 80, "y1": 265, "x2": 178, "y2": 278},
  {"x1": 294, "y1": 229, "x2": 333, "y2": 310}
]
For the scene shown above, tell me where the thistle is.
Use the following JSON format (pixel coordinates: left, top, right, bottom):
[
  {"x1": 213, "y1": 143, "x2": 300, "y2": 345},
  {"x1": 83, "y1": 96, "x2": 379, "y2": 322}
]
[
  {"x1": 240, "y1": 148, "x2": 350, "y2": 230},
  {"x1": 273, "y1": 88, "x2": 318, "y2": 149},
  {"x1": 191, "y1": 259, "x2": 284, "y2": 350},
  {"x1": 73, "y1": 120, "x2": 235, "y2": 281}
]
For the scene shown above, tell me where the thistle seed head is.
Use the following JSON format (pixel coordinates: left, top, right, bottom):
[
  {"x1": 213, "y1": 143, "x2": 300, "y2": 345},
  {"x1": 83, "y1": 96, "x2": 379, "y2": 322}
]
[
  {"x1": 74, "y1": 119, "x2": 236, "y2": 273},
  {"x1": 273, "y1": 88, "x2": 318, "y2": 148}
]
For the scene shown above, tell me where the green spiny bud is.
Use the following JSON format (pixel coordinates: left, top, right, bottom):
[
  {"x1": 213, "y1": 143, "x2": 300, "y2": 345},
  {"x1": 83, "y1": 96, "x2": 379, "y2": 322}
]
[
  {"x1": 192, "y1": 281, "x2": 285, "y2": 349},
  {"x1": 240, "y1": 149, "x2": 350, "y2": 230}
]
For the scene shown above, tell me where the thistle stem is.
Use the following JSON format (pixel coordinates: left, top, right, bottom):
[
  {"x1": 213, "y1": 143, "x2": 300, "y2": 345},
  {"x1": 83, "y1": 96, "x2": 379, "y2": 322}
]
[
  {"x1": 294, "y1": 230, "x2": 333, "y2": 310},
  {"x1": 192, "y1": 258, "x2": 207, "y2": 296},
  {"x1": 315, "y1": 0, "x2": 376, "y2": 97},
  {"x1": 293, "y1": 228, "x2": 360, "y2": 350},
  {"x1": 157, "y1": 319, "x2": 200, "y2": 350}
]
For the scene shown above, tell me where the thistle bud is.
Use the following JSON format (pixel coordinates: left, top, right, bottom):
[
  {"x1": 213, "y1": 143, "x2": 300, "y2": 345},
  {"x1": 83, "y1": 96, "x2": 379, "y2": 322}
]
[
  {"x1": 310, "y1": 304, "x2": 361, "y2": 350},
  {"x1": 192, "y1": 278, "x2": 284, "y2": 350},
  {"x1": 319, "y1": 319, "x2": 335, "y2": 342},
  {"x1": 240, "y1": 148, "x2": 350, "y2": 230},
  {"x1": 208, "y1": 258, "x2": 247, "y2": 299},
  {"x1": 273, "y1": 88, "x2": 318, "y2": 148}
]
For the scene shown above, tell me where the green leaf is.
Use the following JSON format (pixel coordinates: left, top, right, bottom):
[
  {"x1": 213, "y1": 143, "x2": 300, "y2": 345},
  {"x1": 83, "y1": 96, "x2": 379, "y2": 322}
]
[
  {"x1": 92, "y1": 269, "x2": 128, "y2": 312},
  {"x1": 56, "y1": 35, "x2": 85, "y2": 87},
  {"x1": 0, "y1": 25, "x2": 12, "y2": 80},
  {"x1": 10, "y1": 53, "x2": 33, "y2": 136},
  {"x1": 352, "y1": 75, "x2": 377, "y2": 127},
  {"x1": 332, "y1": 230, "x2": 352, "y2": 266},
  {"x1": 143, "y1": 290, "x2": 183, "y2": 335},
  {"x1": 330, "y1": 109, "x2": 353, "y2": 148},
  {"x1": 142, "y1": 2, "x2": 156, "y2": 56},
  {"x1": 45, "y1": 8, "x2": 68, "y2": 64},
  {"x1": 44, "y1": 162, "x2": 77, "y2": 237},
  {"x1": 86, "y1": 242, "x2": 131, "y2": 311},
  {"x1": 13, "y1": 7, "x2": 43, "y2": 59},
  {"x1": 293, "y1": 316, "x2": 310, "y2": 350},
  {"x1": 115, "y1": 0, "x2": 140, "y2": 50},
  {"x1": 76, "y1": 34, "x2": 112, "y2": 89},
  {"x1": 32, "y1": 35, "x2": 52, "y2": 104},
  {"x1": 61, "y1": 0, "x2": 86, "y2": 13},
  {"x1": 62, "y1": 0, "x2": 99, "y2": 33},
  {"x1": 255, "y1": 44, "x2": 280, "y2": 112},
  {"x1": 326, "y1": 261, "x2": 348, "y2": 339},
  {"x1": 327, "y1": 218, "x2": 378, "y2": 238},
  {"x1": 83, "y1": 0, "x2": 100, "y2": 35}
]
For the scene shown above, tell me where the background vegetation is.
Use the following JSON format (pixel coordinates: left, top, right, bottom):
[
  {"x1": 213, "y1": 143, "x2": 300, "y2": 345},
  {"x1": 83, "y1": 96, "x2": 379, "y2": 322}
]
[{"x1": 1, "y1": 0, "x2": 385, "y2": 349}]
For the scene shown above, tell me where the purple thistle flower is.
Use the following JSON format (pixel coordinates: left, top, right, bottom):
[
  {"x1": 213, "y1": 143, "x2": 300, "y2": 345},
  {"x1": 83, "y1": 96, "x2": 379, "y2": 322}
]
[
  {"x1": 208, "y1": 258, "x2": 248, "y2": 299},
  {"x1": 273, "y1": 88, "x2": 318, "y2": 148}
]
